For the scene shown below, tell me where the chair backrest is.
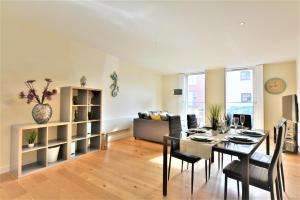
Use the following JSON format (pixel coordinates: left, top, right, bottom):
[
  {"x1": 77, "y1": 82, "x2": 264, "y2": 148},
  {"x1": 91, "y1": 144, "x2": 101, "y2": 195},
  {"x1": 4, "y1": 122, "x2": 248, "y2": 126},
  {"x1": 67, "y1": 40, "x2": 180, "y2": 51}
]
[
  {"x1": 233, "y1": 114, "x2": 252, "y2": 129},
  {"x1": 187, "y1": 114, "x2": 197, "y2": 129},
  {"x1": 169, "y1": 115, "x2": 182, "y2": 152},
  {"x1": 268, "y1": 119, "x2": 287, "y2": 182}
]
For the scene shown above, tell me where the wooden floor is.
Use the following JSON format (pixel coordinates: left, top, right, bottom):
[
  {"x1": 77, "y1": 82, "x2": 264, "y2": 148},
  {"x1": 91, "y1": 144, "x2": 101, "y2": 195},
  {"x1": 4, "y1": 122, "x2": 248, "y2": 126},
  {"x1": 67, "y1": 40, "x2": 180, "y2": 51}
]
[{"x1": 0, "y1": 136, "x2": 299, "y2": 200}]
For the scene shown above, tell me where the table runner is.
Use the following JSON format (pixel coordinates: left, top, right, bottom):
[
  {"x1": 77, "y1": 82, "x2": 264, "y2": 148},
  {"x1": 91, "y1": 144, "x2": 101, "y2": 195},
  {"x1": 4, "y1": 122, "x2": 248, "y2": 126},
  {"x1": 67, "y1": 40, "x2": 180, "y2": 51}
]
[{"x1": 180, "y1": 131, "x2": 227, "y2": 160}]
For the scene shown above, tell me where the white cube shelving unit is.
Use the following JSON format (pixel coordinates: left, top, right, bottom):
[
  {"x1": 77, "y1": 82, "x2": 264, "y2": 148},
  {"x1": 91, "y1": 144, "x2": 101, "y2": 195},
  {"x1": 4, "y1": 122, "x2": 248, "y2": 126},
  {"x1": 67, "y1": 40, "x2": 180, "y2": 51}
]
[{"x1": 11, "y1": 86, "x2": 102, "y2": 178}]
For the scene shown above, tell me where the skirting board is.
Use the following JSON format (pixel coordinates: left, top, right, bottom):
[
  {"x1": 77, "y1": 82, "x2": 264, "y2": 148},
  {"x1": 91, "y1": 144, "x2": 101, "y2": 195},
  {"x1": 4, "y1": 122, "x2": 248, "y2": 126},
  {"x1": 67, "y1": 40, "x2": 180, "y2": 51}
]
[
  {"x1": 108, "y1": 128, "x2": 132, "y2": 142},
  {"x1": 0, "y1": 165, "x2": 9, "y2": 174}
]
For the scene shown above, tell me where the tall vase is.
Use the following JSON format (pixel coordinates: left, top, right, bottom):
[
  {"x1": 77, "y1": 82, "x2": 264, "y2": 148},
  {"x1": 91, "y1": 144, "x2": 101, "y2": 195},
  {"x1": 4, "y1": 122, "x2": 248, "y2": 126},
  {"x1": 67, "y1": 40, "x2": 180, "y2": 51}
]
[{"x1": 32, "y1": 103, "x2": 52, "y2": 124}]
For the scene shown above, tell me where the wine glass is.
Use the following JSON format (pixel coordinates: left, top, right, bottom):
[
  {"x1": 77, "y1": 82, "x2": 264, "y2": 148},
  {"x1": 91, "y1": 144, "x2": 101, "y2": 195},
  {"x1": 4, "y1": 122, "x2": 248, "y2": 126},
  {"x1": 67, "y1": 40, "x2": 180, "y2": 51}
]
[
  {"x1": 220, "y1": 120, "x2": 227, "y2": 134},
  {"x1": 233, "y1": 117, "x2": 239, "y2": 132},
  {"x1": 240, "y1": 115, "x2": 245, "y2": 129}
]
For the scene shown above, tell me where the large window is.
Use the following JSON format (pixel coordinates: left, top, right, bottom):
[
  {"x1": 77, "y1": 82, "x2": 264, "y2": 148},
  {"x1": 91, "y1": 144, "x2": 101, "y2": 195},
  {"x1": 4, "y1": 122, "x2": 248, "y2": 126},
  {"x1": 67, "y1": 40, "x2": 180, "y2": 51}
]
[
  {"x1": 226, "y1": 69, "x2": 254, "y2": 118},
  {"x1": 186, "y1": 73, "x2": 205, "y2": 126}
]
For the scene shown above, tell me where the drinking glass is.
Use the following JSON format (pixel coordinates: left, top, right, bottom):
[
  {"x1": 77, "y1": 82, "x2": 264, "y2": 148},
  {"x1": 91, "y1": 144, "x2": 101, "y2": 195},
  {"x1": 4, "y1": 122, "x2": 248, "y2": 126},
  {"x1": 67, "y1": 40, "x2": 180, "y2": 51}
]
[
  {"x1": 240, "y1": 115, "x2": 245, "y2": 129},
  {"x1": 220, "y1": 120, "x2": 227, "y2": 134},
  {"x1": 233, "y1": 117, "x2": 239, "y2": 132}
]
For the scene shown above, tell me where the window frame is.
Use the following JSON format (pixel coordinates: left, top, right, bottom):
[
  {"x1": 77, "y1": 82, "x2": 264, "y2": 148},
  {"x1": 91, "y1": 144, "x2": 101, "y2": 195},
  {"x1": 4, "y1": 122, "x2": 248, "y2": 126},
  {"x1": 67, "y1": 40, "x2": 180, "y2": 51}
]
[
  {"x1": 185, "y1": 72, "x2": 206, "y2": 126},
  {"x1": 225, "y1": 68, "x2": 254, "y2": 118}
]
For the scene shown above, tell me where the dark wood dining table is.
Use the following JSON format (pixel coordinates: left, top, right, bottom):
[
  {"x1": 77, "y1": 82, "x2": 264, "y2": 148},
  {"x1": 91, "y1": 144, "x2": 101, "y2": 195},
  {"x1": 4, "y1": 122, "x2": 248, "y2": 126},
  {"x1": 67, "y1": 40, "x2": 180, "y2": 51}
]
[{"x1": 162, "y1": 129, "x2": 270, "y2": 200}]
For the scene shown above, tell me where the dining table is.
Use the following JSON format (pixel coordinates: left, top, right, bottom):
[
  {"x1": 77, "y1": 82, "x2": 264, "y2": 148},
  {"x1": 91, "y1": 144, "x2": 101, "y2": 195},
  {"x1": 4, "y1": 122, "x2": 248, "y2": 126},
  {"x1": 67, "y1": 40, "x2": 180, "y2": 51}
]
[{"x1": 162, "y1": 128, "x2": 270, "y2": 200}]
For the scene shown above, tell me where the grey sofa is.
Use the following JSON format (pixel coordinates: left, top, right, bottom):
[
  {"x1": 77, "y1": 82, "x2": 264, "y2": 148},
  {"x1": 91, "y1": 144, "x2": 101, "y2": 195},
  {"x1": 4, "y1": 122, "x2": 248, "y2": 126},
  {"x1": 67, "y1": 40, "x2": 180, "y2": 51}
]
[{"x1": 133, "y1": 118, "x2": 169, "y2": 143}]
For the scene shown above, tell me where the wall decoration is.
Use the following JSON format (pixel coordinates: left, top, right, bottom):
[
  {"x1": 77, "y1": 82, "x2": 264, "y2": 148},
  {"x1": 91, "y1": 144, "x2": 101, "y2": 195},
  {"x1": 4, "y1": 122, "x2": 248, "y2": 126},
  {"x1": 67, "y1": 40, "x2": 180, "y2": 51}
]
[
  {"x1": 80, "y1": 76, "x2": 87, "y2": 87},
  {"x1": 19, "y1": 79, "x2": 57, "y2": 124},
  {"x1": 110, "y1": 71, "x2": 119, "y2": 97},
  {"x1": 265, "y1": 78, "x2": 286, "y2": 94}
]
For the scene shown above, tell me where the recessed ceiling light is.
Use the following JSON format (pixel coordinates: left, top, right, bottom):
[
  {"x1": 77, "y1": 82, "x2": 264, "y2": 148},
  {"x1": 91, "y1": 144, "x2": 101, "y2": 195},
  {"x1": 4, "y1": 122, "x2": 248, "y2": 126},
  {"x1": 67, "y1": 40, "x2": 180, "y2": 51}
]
[{"x1": 240, "y1": 21, "x2": 246, "y2": 26}]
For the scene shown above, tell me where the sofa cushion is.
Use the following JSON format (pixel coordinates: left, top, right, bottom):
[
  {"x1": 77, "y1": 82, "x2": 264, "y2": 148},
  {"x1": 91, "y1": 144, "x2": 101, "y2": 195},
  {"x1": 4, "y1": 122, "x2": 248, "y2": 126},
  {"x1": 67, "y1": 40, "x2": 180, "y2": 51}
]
[
  {"x1": 150, "y1": 114, "x2": 161, "y2": 120},
  {"x1": 138, "y1": 112, "x2": 150, "y2": 120}
]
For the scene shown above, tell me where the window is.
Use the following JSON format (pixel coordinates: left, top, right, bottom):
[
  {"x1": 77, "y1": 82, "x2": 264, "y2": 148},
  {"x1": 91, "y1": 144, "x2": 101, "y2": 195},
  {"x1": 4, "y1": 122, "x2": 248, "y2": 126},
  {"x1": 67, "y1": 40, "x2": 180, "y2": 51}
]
[
  {"x1": 186, "y1": 73, "x2": 205, "y2": 126},
  {"x1": 241, "y1": 93, "x2": 252, "y2": 103},
  {"x1": 226, "y1": 69, "x2": 254, "y2": 118},
  {"x1": 240, "y1": 71, "x2": 251, "y2": 80}
]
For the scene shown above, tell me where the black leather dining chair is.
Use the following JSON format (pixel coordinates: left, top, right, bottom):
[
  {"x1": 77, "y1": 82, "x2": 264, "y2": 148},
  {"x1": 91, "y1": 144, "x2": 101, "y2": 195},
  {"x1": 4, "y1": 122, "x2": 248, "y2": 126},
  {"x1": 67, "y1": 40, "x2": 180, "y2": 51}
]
[
  {"x1": 223, "y1": 119, "x2": 286, "y2": 200},
  {"x1": 232, "y1": 114, "x2": 252, "y2": 129},
  {"x1": 250, "y1": 120, "x2": 287, "y2": 199},
  {"x1": 168, "y1": 115, "x2": 202, "y2": 194},
  {"x1": 187, "y1": 114, "x2": 198, "y2": 129}
]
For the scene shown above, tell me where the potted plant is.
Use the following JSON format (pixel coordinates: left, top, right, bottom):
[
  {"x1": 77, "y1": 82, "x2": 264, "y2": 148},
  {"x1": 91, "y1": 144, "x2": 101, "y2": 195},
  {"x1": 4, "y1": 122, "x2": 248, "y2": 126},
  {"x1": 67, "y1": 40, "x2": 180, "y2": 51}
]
[
  {"x1": 26, "y1": 130, "x2": 37, "y2": 148},
  {"x1": 208, "y1": 104, "x2": 222, "y2": 136},
  {"x1": 19, "y1": 79, "x2": 57, "y2": 124}
]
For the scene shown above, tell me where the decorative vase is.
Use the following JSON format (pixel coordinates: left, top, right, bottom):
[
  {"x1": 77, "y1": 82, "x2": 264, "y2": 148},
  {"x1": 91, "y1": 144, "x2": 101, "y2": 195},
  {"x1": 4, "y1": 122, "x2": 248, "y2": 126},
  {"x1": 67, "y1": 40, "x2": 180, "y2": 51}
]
[
  {"x1": 28, "y1": 143, "x2": 34, "y2": 148},
  {"x1": 32, "y1": 103, "x2": 52, "y2": 124},
  {"x1": 48, "y1": 145, "x2": 60, "y2": 163}
]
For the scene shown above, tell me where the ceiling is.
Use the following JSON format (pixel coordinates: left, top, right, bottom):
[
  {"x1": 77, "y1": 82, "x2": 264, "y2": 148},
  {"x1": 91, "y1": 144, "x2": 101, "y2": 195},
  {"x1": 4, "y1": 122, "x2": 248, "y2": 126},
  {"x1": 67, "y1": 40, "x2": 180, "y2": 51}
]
[{"x1": 2, "y1": 1, "x2": 299, "y2": 74}]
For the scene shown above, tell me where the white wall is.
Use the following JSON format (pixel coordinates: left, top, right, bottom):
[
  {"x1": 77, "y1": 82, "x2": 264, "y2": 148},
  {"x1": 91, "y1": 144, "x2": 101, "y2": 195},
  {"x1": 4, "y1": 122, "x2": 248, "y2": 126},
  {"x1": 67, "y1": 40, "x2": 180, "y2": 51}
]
[
  {"x1": 0, "y1": 15, "x2": 163, "y2": 172},
  {"x1": 162, "y1": 74, "x2": 181, "y2": 115}
]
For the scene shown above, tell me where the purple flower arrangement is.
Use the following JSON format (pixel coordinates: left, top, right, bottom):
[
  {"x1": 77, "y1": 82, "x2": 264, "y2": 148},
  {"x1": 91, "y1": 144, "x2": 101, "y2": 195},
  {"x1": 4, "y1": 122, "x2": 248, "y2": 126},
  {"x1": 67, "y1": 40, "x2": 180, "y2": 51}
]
[{"x1": 19, "y1": 79, "x2": 57, "y2": 104}]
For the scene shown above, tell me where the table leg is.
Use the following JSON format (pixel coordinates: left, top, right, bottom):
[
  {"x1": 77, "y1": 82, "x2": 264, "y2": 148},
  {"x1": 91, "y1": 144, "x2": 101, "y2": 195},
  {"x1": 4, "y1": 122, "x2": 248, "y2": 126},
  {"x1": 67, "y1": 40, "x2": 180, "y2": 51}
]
[
  {"x1": 211, "y1": 150, "x2": 214, "y2": 163},
  {"x1": 266, "y1": 133, "x2": 270, "y2": 155},
  {"x1": 241, "y1": 155, "x2": 250, "y2": 200},
  {"x1": 163, "y1": 137, "x2": 168, "y2": 196}
]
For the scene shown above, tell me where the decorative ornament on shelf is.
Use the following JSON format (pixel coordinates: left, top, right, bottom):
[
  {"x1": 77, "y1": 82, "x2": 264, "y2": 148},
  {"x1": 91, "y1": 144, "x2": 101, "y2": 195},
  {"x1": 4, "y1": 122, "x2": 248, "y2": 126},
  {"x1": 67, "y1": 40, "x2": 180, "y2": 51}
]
[
  {"x1": 19, "y1": 78, "x2": 57, "y2": 124},
  {"x1": 110, "y1": 71, "x2": 119, "y2": 97},
  {"x1": 80, "y1": 76, "x2": 87, "y2": 87},
  {"x1": 265, "y1": 78, "x2": 286, "y2": 94}
]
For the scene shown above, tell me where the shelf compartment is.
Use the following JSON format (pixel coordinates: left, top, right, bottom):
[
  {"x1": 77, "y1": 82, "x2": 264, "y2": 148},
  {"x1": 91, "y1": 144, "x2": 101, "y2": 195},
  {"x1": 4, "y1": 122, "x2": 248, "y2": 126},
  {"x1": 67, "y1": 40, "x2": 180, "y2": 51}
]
[
  {"x1": 71, "y1": 139, "x2": 87, "y2": 158},
  {"x1": 72, "y1": 123, "x2": 87, "y2": 140},
  {"x1": 21, "y1": 148, "x2": 47, "y2": 176},
  {"x1": 22, "y1": 127, "x2": 47, "y2": 150},
  {"x1": 88, "y1": 136, "x2": 100, "y2": 152},
  {"x1": 72, "y1": 89, "x2": 87, "y2": 105},
  {"x1": 72, "y1": 106, "x2": 87, "y2": 122},
  {"x1": 88, "y1": 90, "x2": 101, "y2": 106},
  {"x1": 88, "y1": 106, "x2": 101, "y2": 121},
  {"x1": 48, "y1": 125, "x2": 68, "y2": 146},
  {"x1": 91, "y1": 121, "x2": 101, "y2": 136}
]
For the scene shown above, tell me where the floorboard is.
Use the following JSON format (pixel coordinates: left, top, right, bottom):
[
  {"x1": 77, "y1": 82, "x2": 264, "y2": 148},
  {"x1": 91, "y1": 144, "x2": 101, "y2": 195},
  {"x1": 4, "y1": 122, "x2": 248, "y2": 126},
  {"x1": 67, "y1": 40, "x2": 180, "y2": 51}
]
[{"x1": 0, "y1": 137, "x2": 299, "y2": 200}]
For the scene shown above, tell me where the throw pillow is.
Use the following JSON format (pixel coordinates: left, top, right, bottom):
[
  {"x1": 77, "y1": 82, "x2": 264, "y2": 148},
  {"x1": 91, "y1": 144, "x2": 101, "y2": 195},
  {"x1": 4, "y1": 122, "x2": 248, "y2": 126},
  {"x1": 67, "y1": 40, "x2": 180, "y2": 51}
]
[{"x1": 150, "y1": 114, "x2": 161, "y2": 120}]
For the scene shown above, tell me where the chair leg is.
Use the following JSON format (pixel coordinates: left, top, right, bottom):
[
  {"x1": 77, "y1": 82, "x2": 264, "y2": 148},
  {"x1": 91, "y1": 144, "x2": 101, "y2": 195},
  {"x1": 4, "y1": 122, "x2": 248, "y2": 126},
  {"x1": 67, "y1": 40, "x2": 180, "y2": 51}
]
[
  {"x1": 280, "y1": 162, "x2": 286, "y2": 192},
  {"x1": 191, "y1": 163, "x2": 194, "y2": 194},
  {"x1": 218, "y1": 152, "x2": 220, "y2": 170},
  {"x1": 205, "y1": 160, "x2": 207, "y2": 182},
  {"x1": 275, "y1": 178, "x2": 280, "y2": 200},
  {"x1": 181, "y1": 160, "x2": 183, "y2": 173},
  {"x1": 221, "y1": 153, "x2": 223, "y2": 169},
  {"x1": 209, "y1": 159, "x2": 211, "y2": 179},
  {"x1": 270, "y1": 183, "x2": 275, "y2": 200},
  {"x1": 224, "y1": 175, "x2": 227, "y2": 200},
  {"x1": 277, "y1": 165, "x2": 283, "y2": 199},
  {"x1": 237, "y1": 180, "x2": 240, "y2": 197},
  {"x1": 168, "y1": 155, "x2": 172, "y2": 181}
]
